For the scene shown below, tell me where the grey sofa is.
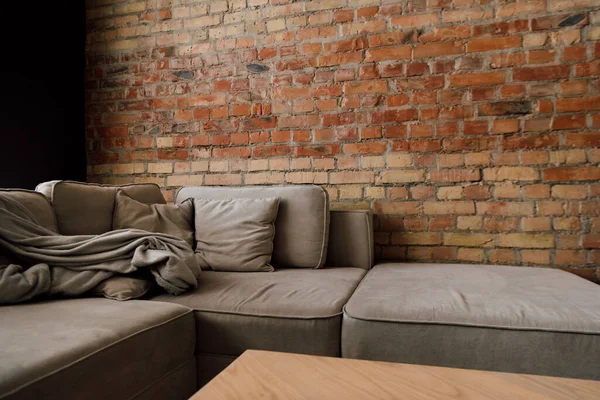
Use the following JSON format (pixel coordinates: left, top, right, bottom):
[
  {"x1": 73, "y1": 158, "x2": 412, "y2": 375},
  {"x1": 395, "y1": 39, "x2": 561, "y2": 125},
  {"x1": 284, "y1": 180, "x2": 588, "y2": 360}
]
[{"x1": 1, "y1": 182, "x2": 599, "y2": 400}]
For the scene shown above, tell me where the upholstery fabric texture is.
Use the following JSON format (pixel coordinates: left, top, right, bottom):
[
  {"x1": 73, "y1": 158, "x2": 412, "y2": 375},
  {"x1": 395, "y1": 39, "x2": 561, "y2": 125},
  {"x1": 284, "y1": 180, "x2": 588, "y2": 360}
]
[
  {"x1": 113, "y1": 190, "x2": 195, "y2": 249},
  {"x1": 152, "y1": 267, "x2": 366, "y2": 357},
  {"x1": 36, "y1": 180, "x2": 165, "y2": 235},
  {"x1": 326, "y1": 210, "x2": 374, "y2": 270},
  {"x1": 0, "y1": 192, "x2": 200, "y2": 304},
  {"x1": 0, "y1": 189, "x2": 57, "y2": 232},
  {"x1": 345, "y1": 263, "x2": 600, "y2": 332},
  {"x1": 193, "y1": 197, "x2": 279, "y2": 272},
  {"x1": 90, "y1": 274, "x2": 154, "y2": 301},
  {"x1": 177, "y1": 185, "x2": 329, "y2": 268},
  {"x1": 0, "y1": 298, "x2": 195, "y2": 400},
  {"x1": 342, "y1": 263, "x2": 600, "y2": 380}
]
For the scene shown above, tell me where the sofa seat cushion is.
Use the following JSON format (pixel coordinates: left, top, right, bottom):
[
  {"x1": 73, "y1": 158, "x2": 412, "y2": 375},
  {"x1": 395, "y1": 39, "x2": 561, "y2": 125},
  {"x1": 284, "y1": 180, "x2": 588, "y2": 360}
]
[
  {"x1": 153, "y1": 268, "x2": 366, "y2": 357},
  {"x1": 342, "y1": 263, "x2": 600, "y2": 380},
  {"x1": 0, "y1": 298, "x2": 195, "y2": 400},
  {"x1": 36, "y1": 181, "x2": 166, "y2": 235}
]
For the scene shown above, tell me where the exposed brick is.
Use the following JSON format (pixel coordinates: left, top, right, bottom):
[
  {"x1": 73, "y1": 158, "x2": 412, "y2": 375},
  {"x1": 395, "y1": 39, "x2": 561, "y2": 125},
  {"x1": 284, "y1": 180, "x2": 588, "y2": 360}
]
[
  {"x1": 566, "y1": 132, "x2": 600, "y2": 148},
  {"x1": 392, "y1": 232, "x2": 442, "y2": 245},
  {"x1": 523, "y1": 217, "x2": 552, "y2": 231},
  {"x1": 378, "y1": 170, "x2": 425, "y2": 183},
  {"x1": 429, "y1": 169, "x2": 481, "y2": 182},
  {"x1": 373, "y1": 201, "x2": 421, "y2": 215},
  {"x1": 330, "y1": 171, "x2": 375, "y2": 184},
  {"x1": 483, "y1": 167, "x2": 539, "y2": 181},
  {"x1": 343, "y1": 142, "x2": 387, "y2": 155},
  {"x1": 499, "y1": 234, "x2": 554, "y2": 248},
  {"x1": 544, "y1": 167, "x2": 600, "y2": 181},
  {"x1": 479, "y1": 101, "x2": 532, "y2": 116},
  {"x1": 450, "y1": 71, "x2": 505, "y2": 87},
  {"x1": 478, "y1": 201, "x2": 535, "y2": 216},
  {"x1": 466, "y1": 36, "x2": 521, "y2": 53},
  {"x1": 85, "y1": 0, "x2": 599, "y2": 268},
  {"x1": 423, "y1": 201, "x2": 475, "y2": 215},
  {"x1": 444, "y1": 233, "x2": 495, "y2": 247},
  {"x1": 521, "y1": 249, "x2": 551, "y2": 264},
  {"x1": 556, "y1": 97, "x2": 600, "y2": 112},
  {"x1": 344, "y1": 80, "x2": 388, "y2": 94},
  {"x1": 413, "y1": 42, "x2": 463, "y2": 58},
  {"x1": 502, "y1": 134, "x2": 559, "y2": 150},
  {"x1": 513, "y1": 65, "x2": 570, "y2": 81}
]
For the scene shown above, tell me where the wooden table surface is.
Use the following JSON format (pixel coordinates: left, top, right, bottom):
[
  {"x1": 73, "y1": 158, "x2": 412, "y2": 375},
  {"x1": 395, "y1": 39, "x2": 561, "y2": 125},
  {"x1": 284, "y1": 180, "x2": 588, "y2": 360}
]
[{"x1": 191, "y1": 350, "x2": 600, "y2": 400}]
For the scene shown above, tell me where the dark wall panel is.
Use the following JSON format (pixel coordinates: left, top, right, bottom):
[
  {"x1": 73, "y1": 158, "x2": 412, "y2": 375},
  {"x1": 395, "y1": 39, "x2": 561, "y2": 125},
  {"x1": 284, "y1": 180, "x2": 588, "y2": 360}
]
[{"x1": 0, "y1": 4, "x2": 86, "y2": 189}]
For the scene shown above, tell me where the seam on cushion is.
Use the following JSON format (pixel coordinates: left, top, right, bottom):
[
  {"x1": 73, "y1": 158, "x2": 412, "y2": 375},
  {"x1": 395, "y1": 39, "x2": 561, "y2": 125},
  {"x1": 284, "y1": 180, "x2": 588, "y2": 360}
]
[
  {"x1": 342, "y1": 310, "x2": 600, "y2": 335},
  {"x1": 341, "y1": 267, "x2": 373, "y2": 316},
  {"x1": 267, "y1": 198, "x2": 280, "y2": 271},
  {"x1": 0, "y1": 309, "x2": 194, "y2": 399},
  {"x1": 125, "y1": 357, "x2": 195, "y2": 400},
  {"x1": 195, "y1": 307, "x2": 344, "y2": 320},
  {"x1": 316, "y1": 185, "x2": 330, "y2": 269},
  {"x1": 364, "y1": 211, "x2": 373, "y2": 270},
  {"x1": 335, "y1": 269, "x2": 368, "y2": 355}
]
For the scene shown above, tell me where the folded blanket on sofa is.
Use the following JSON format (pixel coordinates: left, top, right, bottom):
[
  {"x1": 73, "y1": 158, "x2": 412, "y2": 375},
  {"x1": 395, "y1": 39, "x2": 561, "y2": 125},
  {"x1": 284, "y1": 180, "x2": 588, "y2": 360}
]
[{"x1": 0, "y1": 193, "x2": 201, "y2": 304}]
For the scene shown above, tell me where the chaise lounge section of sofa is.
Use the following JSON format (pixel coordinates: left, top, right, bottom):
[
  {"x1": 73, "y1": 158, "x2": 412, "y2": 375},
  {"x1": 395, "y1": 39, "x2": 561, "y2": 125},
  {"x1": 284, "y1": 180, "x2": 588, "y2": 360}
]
[{"x1": 1, "y1": 181, "x2": 599, "y2": 400}]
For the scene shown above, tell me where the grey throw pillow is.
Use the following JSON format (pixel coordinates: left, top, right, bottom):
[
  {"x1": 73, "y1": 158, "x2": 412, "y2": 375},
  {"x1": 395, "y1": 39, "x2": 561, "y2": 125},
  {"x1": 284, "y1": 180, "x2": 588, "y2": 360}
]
[
  {"x1": 112, "y1": 190, "x2": 195, "y2": 249},
  {"x1": 193, "y1": 198, "x2": 279, "y2": 272}
]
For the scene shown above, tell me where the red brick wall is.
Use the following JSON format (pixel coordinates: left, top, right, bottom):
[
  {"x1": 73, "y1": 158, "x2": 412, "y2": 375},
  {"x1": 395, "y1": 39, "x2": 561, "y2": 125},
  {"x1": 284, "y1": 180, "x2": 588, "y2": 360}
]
[{"x1": 85, "y1": 0, "x2": 600, "y2": 272}]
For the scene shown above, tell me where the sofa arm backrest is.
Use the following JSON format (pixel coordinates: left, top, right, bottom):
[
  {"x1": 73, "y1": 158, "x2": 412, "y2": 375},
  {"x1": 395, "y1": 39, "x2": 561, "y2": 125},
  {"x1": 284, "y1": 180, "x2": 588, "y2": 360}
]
[
  {"x1": 326, "y1": 210, "x2": 374, "y2": 270},
  {"x1": 0, "y1": 189, "x2": 58, "y2": 233},
  {"x1": 36, "y1": 180, "x2": 166, "y2": 235}
]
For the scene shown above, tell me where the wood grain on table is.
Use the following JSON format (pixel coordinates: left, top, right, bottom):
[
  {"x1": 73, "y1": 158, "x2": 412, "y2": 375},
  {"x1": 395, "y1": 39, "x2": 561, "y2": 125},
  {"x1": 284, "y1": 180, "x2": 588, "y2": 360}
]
[{"x1": 191, "y1": 350, "x2": 600, "y2": 400}]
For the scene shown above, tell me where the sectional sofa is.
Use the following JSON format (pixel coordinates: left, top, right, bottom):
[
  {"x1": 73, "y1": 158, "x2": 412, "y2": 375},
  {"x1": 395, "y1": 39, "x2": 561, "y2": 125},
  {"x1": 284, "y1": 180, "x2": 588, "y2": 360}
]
[{"x1": 1, "y1": 181, "x2": 599, "y2": 400}]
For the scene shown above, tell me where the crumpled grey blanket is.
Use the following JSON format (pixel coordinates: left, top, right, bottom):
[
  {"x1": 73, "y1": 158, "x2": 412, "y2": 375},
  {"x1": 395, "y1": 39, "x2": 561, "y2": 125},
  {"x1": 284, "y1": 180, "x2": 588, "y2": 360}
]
[{"x1": 0, "y1": 192, "x2": 201, "y2": 304}]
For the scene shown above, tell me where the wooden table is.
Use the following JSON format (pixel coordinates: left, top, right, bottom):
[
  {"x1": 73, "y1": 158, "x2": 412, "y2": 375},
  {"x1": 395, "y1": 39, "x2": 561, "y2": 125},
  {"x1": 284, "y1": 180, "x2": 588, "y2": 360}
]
[{"x1": 191, "y1": 350, "x2": 600, "y2": 399}]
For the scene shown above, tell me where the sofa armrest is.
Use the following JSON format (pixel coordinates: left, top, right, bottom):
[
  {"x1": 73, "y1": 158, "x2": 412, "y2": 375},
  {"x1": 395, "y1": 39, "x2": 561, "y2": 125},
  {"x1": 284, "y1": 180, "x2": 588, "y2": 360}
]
[{"x1": 326, "y1": 210, "x2": 374, "y2": 270}]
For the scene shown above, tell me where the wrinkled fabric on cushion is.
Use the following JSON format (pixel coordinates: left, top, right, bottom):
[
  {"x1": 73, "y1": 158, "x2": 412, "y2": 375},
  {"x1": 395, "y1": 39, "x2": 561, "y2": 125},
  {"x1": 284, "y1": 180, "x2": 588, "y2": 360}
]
[
  {"x1": 193, "y1": 198, "x2": 279, "y2": 272},
  {"x1": 177, "y1": 185, "x2": 329, "y2": 268},
  {"x1": 0, "y1": 189, "x2": 57, "y2": 232},
  {"x1": 152, "y1": 267, "x2": 366, "y2": 359},
  {"x1": 113, "y1": 190, "x2": 195, "y2": 249},
  {"x1": 342, "y1": 263, "x2": 600, "y2": 380},
  {"x1": 0, "y1": 298, "x2": 195, "y2": 400},
  {"x1": 0, "y1": 193, "x2": 200, "y2": 304},
  {"x1": 90, "y1": 274, "x2": 154, "y2": 301},
  {"x1": 36, "y1": 180, "x2": 165, "y2": 235}
]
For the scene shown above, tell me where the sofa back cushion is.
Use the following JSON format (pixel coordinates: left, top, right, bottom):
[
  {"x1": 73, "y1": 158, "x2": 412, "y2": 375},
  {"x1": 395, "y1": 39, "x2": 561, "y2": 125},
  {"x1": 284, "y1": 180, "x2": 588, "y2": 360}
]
[
  {"x1": 0, "y1": 189, "x2": 58, "y2": 233},
  {"x1": 36, "y1": 181, "x2": 166, "y2": 235},
  {"x1": 177, "y1": 185, "x2": 329, "y2": 268}
]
